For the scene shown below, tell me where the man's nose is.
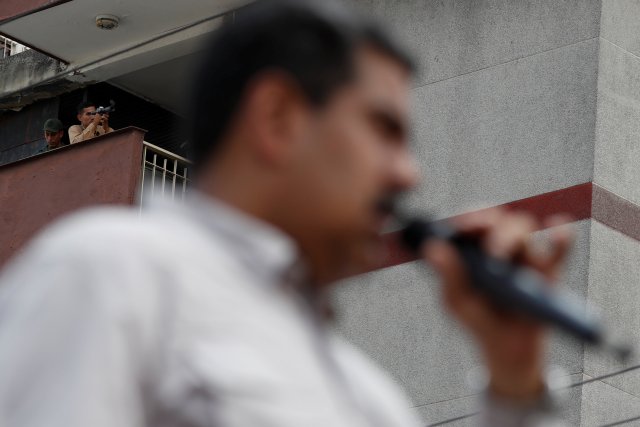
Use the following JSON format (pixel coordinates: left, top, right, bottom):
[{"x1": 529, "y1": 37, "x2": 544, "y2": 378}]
[{"x1": 395, "y1": 150, "x2": 419, "y2": 189}]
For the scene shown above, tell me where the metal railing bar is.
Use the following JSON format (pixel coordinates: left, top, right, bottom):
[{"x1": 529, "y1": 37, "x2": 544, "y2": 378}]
[
  {"x1": 143, "y1": 141, "x2": 192, "y2": 164},
  {"x1": 142, "y1": 163, "x2": 186, "y2": 177},
  {"x1": 161, "y1": 158, "x2": 168, "y2": 197},
  {"x1": 150, "y1": 153, "x2": 157, "y2": 197},
  {"x1": 139, "y1": 143, "x2": 191, "y2": 206},
  {"x1": 172, "y1": 159, "x2": 178, "y2": 198},
  {"x1": 182, "y1": 168, "x2": 188, "y2": 200},
  {"x1": 139, "y1": 146, "x2": 147, "y2": 212}
]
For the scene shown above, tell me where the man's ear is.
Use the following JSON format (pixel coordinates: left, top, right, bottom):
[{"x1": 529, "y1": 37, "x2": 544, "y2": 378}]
[
  {"x1": 242, "y1": 71, "x2": 309, "y2": 166},
  {"x1": 77, "y1": 113, "x2": 83, "y2": 121}
]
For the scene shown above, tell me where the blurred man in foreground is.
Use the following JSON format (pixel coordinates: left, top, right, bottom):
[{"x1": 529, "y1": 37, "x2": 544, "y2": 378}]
[{"x1": 0, "y1": 1, "x2": 569, "y2": 426}]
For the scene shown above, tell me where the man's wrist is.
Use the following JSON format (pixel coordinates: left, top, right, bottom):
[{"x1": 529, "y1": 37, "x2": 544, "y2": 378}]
[
  {"x1": 486, "y1": 351, "x2": 545, "y2": 400},
  {"x1": 481, "y1": 386, "x2": 562, "y2": 427},
  {"x1": 489, "y1": 371, "x2": 546, "y2": 402},
  {"x1": 486, "y1": 363, "x2": 569, "y2": 403},
  {"x1": 469, "y1": 363, "x2": 568, "y2": 404},
  {"x1": 483, "y1": 335, "x2": 547, "y2": 401}
]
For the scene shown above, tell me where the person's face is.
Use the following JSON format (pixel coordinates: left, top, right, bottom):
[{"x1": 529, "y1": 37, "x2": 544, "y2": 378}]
[
  {"x1": 288, "y1": 46, "x2": 418, "y2": 279},
  {"x1": 44, "y1": 130, "x2": 63, "y2": 148},
  {"x1": 78, "y1": 106, "x2": 96, "y2": 127}
]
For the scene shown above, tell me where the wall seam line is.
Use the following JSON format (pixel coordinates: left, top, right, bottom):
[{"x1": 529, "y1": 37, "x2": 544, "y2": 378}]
[
  {"x1": 600, "y1": 37, "x2": 640, "y2": 63},
  {"x1": 582, "y1": 373, "x2": 640, "y2": 400},
  {"x1": 412, "y1": 36, "x2": 599, "y2": 90}
]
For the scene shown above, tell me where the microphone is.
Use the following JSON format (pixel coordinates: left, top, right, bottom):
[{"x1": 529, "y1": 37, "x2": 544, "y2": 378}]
[{"x1": 400, "y1": 218, "x2": 632, "y2": 360}]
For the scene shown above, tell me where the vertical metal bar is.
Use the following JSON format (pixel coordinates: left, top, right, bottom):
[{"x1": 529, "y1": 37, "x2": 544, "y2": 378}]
[
  {"x1": 182, "y1": 168, "x2": 188, "y2": 200},
  {"x1": 171, "y1": 159, "x2": 178, "y2": 199},
  {"x1": 140, "y1": 143, "x2": 191, "y2": 207},
  {"x1": 161, "y1": 158, "x2": 168, "y2": 198},
  {"x1": 151, "y1": 153, "x2": 157, "y2": 197},
  {"x1": 139, "y1": 146, "x2": 147, "y2": 212}
]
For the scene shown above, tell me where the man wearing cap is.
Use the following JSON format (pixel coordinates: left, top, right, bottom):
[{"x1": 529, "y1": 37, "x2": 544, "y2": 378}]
[{"x1": 42, "y1": 118, "x2": 65, "y2": 151}]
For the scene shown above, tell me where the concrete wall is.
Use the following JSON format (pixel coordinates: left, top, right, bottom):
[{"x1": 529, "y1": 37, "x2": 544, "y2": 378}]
[
  {"x1": 581, "y1": 222, "x2": 640, "y2": 426},
  {"x1": 594, "y1": 0, "x2": 640, "y2": 206},
  {"x1": 0, "y1": 127, "x2": 145, "y2": 267},
  {"x1": 0, "y1": 49, "x2": 60, "y2": 97},
  {"x1": 333, "y1": 1, "x2": 616, "y2": 425},
  {"x1": 581, "y1": 1, "x2": 640, "y2": 425},
  {"x1": 354, "y1": 0, "x2": 600, "y2": 219},
  {"x1": 0, "y1": 49, "x2": 81, "y2": 110}
]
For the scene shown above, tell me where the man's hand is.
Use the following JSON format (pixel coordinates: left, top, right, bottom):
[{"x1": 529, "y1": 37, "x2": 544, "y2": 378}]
[
  {"x1": 91, "y1": 112, "x2": 102, "y2": 128},
  {"x1": 101, "y1": 113, "x2": 109, "y2": 131},
  {"x1": 423, "y1": 208, "x2": 572, "y2": 402}
]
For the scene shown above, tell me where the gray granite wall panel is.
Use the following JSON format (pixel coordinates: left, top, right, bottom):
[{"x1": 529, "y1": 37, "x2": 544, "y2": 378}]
[
  {"x1": 349, "y1": 0, "x2": 601, "y2": 87},
  {"x1": 601, "y1": 0, "x2": 640, "y2": 58},
  {"x1": 406, "y1": 40, "x2": 598, "y2": 218},
  {"x1": 414, "y1": 393, "x2": 479, "y2": 427},
  {"x1": 593, "y1": 40, "x2": 640, "y2": 206},
  {"x1": 333, "y1": 261, "x2": 480, "y2": 406},
  {"x1": 580, "y1": 374, "x2": 640, "y2": 427},
  {"x1": 584, "y1": 221, "x2": 640, "y2": 399}
]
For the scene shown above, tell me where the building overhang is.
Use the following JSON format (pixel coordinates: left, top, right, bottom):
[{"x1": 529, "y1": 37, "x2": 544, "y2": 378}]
[{"x1": 0, "y1": 0, "x2": 252, "y2": 114}]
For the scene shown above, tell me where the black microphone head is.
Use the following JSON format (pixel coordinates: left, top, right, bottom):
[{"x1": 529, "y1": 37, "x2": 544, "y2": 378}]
[{"x1": 400, "y1": 218, "x2": 433, "y2": 254}]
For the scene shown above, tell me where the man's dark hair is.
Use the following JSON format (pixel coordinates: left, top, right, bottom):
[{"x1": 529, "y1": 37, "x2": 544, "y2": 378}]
[
  {"x1": 189, "y1": 0, "x2": 413, "y2": 170},
  {"x1": 76, "y1": 101, "x2": 96, "y2": 115}
]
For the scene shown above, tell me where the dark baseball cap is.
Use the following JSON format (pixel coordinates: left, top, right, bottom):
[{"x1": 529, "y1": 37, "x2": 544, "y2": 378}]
[{"x1": 43, "y1": 118, "x2": 64, "y2": 132}]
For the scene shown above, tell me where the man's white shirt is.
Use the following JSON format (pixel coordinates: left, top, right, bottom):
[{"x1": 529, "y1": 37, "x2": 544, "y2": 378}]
[
  {"x1": 0, "y1": 194, "x2": 421, "y2": 427},
  {"x1": 0, "y1": 193, "x2": 564, "y2": 426}
]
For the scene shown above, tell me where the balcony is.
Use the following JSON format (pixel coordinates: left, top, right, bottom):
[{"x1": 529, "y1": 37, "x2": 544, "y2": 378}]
[
  {"x1": 0, "y1": 35, "x2": 28, "y2": 59},
  {"x1": 0, "y1": 126, "x2": 190, "y2": 266}
]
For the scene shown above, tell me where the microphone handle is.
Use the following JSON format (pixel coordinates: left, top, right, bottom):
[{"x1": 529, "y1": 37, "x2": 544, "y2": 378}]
[{"x1": 401, "y1": 219, "x2": 602, "y2": 344}]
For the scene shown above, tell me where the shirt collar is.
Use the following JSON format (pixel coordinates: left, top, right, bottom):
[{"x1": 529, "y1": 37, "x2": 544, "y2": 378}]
[{"x1": 158, "y1": 191, "x2": 304, "y2": 286}]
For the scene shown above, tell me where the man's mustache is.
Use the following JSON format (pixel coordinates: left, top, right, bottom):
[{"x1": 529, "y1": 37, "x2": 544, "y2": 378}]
[{"x1": 375, "y1": 194, "x2": 400, "y2": 217}]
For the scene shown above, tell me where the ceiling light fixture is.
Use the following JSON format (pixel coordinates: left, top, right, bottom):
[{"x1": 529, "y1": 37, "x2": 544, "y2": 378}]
[{"x1": 95, "y1": 14, "x2": 120, "y2": 30}]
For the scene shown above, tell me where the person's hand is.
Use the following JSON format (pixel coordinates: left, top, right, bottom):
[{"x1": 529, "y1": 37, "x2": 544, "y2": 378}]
[
  {"x1": 423, "y1": 208, "x2": 572, "y2": 402},
  {"x1": 91, "y1": 112, "x2": 102, "y2": 127},
  {"x1": 101, "y1": 113, "x2": 109, "y2": 130}
]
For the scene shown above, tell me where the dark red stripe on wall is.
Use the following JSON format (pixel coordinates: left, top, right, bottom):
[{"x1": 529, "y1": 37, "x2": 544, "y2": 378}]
[
  {"x1": 502, "y1": 182, "x2": 592, "y2": 223},
  {"x1": 377, "y1": 182, "x2": 594, "y2": 270}
]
